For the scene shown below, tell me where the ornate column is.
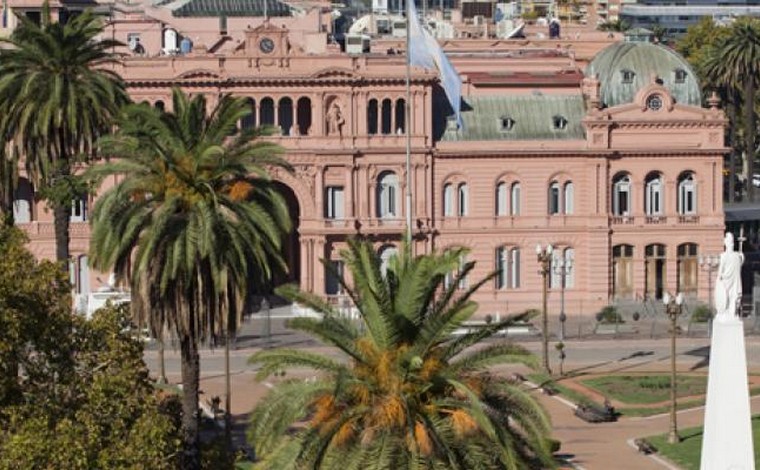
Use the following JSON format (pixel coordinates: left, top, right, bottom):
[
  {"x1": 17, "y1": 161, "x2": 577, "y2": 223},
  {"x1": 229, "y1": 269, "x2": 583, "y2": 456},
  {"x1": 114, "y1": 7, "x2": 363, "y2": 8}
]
[{"x1": 315, "y1": 166, "x2": 325, "y2": 221}]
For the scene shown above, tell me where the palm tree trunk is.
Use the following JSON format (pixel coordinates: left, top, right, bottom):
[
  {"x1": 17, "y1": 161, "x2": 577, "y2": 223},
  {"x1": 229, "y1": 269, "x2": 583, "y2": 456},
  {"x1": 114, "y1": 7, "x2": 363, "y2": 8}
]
[
  {"x1": 53, "y1": 202, "x2": 70, "y2": 263},
  {"x1": 180, "y1": 332, "x2": 201, "y2": 470},
  {"x1": 745, "y1": 79, "x2": 756, "y2": 202}
]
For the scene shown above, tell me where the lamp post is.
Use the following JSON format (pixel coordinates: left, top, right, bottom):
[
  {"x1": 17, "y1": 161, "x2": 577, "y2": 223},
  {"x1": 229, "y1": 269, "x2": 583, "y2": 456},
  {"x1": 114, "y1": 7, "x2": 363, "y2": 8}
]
[
  {"x1": 699, "y1": 254, "x2": 719, "y2": 335},
  {"x1": 536, "y1": 244, "x2": 553, "y2": 375},
  {"x1": 553, "y1": 257, "x2": 573, "y2": 341},
  {"x1": 663, "y1": 291, "x2": 684, "y2": 444}
]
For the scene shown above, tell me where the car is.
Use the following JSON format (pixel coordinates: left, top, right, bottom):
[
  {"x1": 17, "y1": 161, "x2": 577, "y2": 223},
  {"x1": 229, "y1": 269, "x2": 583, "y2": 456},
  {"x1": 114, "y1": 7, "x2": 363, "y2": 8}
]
[{"x1": 752, "y1": 174, "x2": 760, "y2": 188}]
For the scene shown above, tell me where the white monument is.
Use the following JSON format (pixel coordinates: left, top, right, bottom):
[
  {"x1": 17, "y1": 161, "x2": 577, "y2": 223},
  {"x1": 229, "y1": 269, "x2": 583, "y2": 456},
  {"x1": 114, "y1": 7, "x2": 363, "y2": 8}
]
[{"x1": 700, "y1": 232, "x2": 755, "y2": 470}]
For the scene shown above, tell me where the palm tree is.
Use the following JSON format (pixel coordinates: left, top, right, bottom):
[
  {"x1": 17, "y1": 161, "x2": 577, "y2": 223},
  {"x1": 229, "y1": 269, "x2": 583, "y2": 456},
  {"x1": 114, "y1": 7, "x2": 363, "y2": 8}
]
[
  {"x1": 0, "y1": 5, "x2": 128, "y2": 262},
  {"x1": 249, "y1": 239, "x2": 556, "y2": 469},
  {"x1": 87, "y1": 90, "x2": 291, "y2": 469},
  {"x1": 703, "y1": 18, "x2": 760, "y2": 201}
]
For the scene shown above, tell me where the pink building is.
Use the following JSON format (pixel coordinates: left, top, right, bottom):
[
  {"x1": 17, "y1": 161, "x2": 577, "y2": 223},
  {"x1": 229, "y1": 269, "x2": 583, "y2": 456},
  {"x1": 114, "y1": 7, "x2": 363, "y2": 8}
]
[{"x1": 7, "y1": 3, "x2": 726, "y2": 317}]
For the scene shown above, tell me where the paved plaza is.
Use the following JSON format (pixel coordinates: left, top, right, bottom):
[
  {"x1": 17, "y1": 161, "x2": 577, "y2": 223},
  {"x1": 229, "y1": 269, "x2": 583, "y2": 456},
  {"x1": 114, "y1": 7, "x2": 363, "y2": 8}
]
[{"x1": 143, "y1": 306, "x2": 760, "y2": 469}]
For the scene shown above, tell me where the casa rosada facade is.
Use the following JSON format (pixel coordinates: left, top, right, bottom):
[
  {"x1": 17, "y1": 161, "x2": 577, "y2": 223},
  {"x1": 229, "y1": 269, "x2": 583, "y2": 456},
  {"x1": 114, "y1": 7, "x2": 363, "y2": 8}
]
[{"x1": 8, "y1": 13, "x2": 727, "y2": 317}]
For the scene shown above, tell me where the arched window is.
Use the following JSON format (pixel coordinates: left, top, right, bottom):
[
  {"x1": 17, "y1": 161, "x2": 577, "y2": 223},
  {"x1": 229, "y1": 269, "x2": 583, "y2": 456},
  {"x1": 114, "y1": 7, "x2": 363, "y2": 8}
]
[
  {"x1": 379, "y1": 245, "x2": 398, "y2": 275},
  {"x1": 297, "y1": 97, "x2": 312, "y2": 136},
  {"x1": 367, "y1": 99, "x2": 378, "y2": 135},
  {"x1": 612, "y1": 173, "x2": 631, "y2": 216},
  {"x1": 548, "y1": 181, "x2": 560, "y2": 215},
  {"x1": 674, "y1": 68, "x2": 688, "y2": 84},
  {"x1": 259, "y1": 97, "x2": 275, "y2": 125},
  {"x1": 154, "y1": 100, "x2": 165, "y2": 112},
  {"x1": 240, "y1": 98, "x2": 256, "y2": 130},
  {"x1": 678, "y1": 172, "x2": 696, "y2": 215},
  {"x1": 511, "y1": 182, "x2": 521, "y2": 215},
  {"x1": 381, "y1": 98, "x2": 392, "y2": 134},
  {"x1": 496, "y1": 246, "x2": 521, "y2": 290},
  {"x1": 443, "y1": 183, "x2": 454, "y2": 217},
  {"x1": 457, "y1": 183, "x2": 468, "y2": 216},
  {"x1": 645, "y1": 173, "x2": 663, "y2": 216},
  {"x1": 70, "y1": 195, "x2": 87, "y2": 222},
  {"x1": 564, "y1": 182, "x2": 574, "y2": 215},
  {"x1": 495, "y1": 182, "x2": 507, "y2": 216},
  {"x1": 377, "y1": 171, "x2": 399, "y2": 218},
  {"x1": 278, "y1": 97, "x2": 293, "y2": 136},
  {"x1": 12, "y1": 178, "x2": 33, "y2": 223},
  {"x1": 395, "y1": 99, "x2": 405, "y2": 134}
]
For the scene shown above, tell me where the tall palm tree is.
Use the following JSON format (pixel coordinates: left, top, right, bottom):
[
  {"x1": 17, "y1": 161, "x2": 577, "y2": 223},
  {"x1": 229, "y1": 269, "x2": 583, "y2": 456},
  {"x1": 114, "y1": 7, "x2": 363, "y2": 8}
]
[
  {"x1": 87, "y1": 90, "x2": 291, "y2": 469},
  {"x1": 0, "y1": 5, "x2": 128, "y2": 261},
  {"x1": 703, "y1": 18, "x2": 760, "y2": 201},
  {"x1": 249, "y1": 239, "x2": 556, "y2": 469}
]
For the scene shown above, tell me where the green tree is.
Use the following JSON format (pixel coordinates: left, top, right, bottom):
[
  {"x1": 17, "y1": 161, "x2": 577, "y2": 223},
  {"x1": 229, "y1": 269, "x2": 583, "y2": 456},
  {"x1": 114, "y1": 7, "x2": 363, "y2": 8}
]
[
  {"x1": 249, "y1": 240, "x2": 555, "y2": 469},
  {"x1": 676, "y1": 18, "x2": 736, "y2": 198},
  {"x1": 0, "y1": 225, "x2": 180, "y2": 469},
  {"x1": 598, "y1": 19, "x2": 628, "y2": 32},
  {"x1": 88, "y1": 90, "x2": 291, "y2": 469},
  {"x1": 0, "y1": 5, "x2": 128, "y2": 261},
  {"x1": 702, "y1": 18, "x2": 760, "y2": 201}
]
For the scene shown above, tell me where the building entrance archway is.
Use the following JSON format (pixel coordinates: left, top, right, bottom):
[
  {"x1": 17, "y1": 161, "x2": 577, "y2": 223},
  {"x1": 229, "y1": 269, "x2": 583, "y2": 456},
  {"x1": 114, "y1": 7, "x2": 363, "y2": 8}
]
[{"x1": 272, "y1": 181, "x2": 300, "y2": 288}]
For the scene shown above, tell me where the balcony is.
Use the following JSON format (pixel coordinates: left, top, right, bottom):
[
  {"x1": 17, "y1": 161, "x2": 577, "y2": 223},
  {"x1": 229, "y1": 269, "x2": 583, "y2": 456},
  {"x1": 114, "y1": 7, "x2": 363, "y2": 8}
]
[
  {"x1": 678, "y1": 215, "x2": 700, "y2": 224},
  {"x1": 611, "y1": 215, "x2": 634, "y2": 225},
  {"x1": 645, "y1": 215, "x2": 667, "y2": 224},
  {"x1": 17, "y1": 221, "x2": 91, "y2": 240}
]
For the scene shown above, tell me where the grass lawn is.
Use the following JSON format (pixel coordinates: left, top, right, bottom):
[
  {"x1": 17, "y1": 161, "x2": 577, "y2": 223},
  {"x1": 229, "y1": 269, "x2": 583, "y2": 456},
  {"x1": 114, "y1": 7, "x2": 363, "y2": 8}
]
[
  {"x1": 581, "y1": 375, "x2": 707, "y2": 405},
  {"x1": 645, "y1": 415, "x2": 760, "y2": 470}
]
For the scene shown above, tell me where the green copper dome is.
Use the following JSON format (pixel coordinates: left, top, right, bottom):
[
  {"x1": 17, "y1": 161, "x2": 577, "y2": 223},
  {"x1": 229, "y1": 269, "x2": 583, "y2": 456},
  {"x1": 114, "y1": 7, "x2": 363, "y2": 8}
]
[{"x1": 585, "y1": 42, "x2": 702, "y2": 108}]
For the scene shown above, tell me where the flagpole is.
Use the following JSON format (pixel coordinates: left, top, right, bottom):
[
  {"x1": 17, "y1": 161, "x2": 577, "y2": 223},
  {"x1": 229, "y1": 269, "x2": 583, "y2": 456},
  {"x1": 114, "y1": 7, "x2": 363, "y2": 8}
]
[{"x1": 404, "y1": 0, "x2": 413, "y2": 245}]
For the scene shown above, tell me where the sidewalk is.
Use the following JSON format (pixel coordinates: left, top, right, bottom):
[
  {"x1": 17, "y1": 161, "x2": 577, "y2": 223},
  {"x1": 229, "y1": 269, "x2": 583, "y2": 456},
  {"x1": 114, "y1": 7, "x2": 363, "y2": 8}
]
[{"x1": 148, "y1": 312, "x2": 760, "y2": 470}]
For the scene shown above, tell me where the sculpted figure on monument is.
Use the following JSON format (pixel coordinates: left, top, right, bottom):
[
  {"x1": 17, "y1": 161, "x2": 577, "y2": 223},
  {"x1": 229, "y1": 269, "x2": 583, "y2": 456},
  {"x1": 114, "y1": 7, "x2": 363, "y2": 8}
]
[
  {"x1": 714, "y1": 232, "x2": 743, "y2": 321},
  {"x1": 326, "y1": 102, "x2": 344, "y2": 137}
]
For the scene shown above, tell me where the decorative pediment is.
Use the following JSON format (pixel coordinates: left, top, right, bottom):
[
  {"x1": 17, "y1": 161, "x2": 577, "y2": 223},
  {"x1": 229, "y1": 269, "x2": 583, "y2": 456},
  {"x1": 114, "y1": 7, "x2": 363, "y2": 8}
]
[
  {"x1": 310, "y1": 67, "x2": 357, "y2": 79},
  {"x1": 176, "y1": 69, "x2": 222, "y2": 80}
]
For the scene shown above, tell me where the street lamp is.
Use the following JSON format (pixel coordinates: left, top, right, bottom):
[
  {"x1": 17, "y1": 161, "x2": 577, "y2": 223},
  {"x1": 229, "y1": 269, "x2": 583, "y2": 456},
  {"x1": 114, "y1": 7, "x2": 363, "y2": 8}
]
[
  {"x1": 699, "y1": 254, "x2": 720, "y2": 335},
  {"x1": 554, "y1": 257, "x2": 573, "y2": 341},
  {"x1": 536, "y1": 243, "x2": 553, "y2": 375},
  {"x1": 663, "y1": 291, "x2": 684, "y2": 444}
]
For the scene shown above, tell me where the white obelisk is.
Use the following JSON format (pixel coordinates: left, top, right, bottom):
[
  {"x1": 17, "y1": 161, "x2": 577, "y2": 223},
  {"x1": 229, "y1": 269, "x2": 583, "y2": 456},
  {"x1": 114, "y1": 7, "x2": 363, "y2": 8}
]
[{"x1": 700, "y1": 231, "x2": 754, "y2": 470}]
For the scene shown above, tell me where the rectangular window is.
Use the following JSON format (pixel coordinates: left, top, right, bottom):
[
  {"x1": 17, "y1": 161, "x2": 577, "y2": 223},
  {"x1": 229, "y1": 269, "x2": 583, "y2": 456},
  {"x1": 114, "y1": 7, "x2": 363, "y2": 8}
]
[
  {"x1": 70, "y1": 197, "x2": 87, "y2": 222},
  {"x1": 496, "y1": 247, "x2": 520, "y2": 290},
  {"x1": 324, "y1": 186, "x2": 344, "y2": 219},
  {"x1": 325, "y1": 260, "x2": 345, "y2": 295}
]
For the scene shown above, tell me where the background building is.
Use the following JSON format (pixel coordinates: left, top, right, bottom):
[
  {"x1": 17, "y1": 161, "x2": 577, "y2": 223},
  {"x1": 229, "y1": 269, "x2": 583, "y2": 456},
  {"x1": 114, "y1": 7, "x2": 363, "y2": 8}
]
[{"x1": 7, "y1": 0, "x2": 726, "y2": 317}]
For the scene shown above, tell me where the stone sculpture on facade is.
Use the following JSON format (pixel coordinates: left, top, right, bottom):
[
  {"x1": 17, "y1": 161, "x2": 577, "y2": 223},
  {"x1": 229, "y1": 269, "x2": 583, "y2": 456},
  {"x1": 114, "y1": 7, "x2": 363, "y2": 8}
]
[{"x1": 326, "y1": 102, "x2": 345, "y2": 137}]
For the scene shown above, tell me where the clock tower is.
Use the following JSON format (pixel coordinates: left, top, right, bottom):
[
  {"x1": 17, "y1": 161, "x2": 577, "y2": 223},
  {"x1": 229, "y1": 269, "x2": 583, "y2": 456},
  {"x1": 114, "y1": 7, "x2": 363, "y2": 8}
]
[{"x1": 244, "y1": 20, "x2": 290, "y2": 59}]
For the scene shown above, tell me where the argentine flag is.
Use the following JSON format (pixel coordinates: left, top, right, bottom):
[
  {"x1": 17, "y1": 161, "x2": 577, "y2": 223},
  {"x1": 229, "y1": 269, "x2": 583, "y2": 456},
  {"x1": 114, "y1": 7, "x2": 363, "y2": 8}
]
[{"x1": 408, "y1": 0, "x2": 463, "y2": 129}]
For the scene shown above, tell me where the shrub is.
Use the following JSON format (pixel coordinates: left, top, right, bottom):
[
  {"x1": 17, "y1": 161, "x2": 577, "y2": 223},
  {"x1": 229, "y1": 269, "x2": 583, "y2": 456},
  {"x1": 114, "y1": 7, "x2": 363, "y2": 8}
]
[
  {"x1": 691, "y1": 304, "x2": 712, "y2": 323},
  {"x1": 596, "y1": 306, "x2": 624, "y2": 324}
]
